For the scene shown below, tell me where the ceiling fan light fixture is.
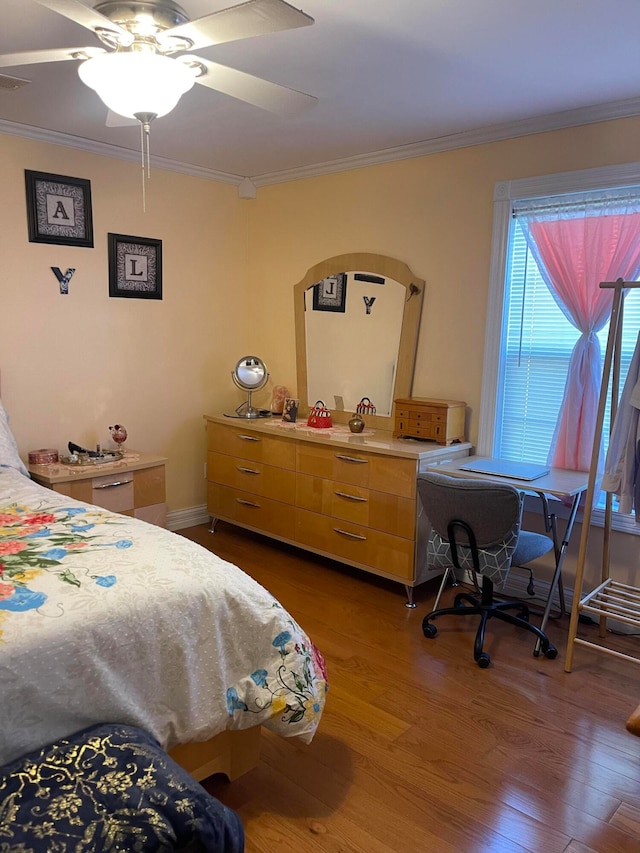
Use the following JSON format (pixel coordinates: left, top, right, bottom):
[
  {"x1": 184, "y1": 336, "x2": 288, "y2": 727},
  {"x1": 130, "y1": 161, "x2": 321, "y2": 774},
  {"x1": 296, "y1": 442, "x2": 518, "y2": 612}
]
[{"x1": 78, "y1": 52, "x2": 197, "y2": 119}]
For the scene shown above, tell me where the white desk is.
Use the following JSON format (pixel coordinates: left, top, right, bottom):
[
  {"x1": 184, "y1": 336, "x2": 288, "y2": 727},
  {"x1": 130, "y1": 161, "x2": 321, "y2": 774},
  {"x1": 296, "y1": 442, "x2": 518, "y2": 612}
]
[{"x1": 424, "y1": 456, "x2": 589, "y2": 651}]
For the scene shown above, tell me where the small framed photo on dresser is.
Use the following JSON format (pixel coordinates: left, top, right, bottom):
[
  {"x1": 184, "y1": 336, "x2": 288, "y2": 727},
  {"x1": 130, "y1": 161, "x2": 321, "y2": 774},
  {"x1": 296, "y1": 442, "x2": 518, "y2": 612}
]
[
  {"x1": 108, "y1": 233, "x2": 163, "y2": 300},
  {"x1": 282, "y1": 398, "x2": 299, "y2": 423},
  {"x1": 25, "y1": 170, "x2": 94, "y2": 248}
]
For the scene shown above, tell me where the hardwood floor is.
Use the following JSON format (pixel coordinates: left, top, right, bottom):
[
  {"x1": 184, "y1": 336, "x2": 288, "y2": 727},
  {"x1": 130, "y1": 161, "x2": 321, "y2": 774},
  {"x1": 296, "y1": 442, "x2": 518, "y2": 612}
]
[{"x1": 179, "y1": 522, "x2": 640, "y2": 853}]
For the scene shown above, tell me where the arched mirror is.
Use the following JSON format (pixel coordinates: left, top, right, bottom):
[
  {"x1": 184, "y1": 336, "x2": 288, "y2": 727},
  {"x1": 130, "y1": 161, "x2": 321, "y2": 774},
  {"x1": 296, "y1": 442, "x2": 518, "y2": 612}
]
[
  {"x1": 294, "y1": 253, "x2": 424, "y2": 430},
  {"x1": 225, "y1": 355, "x2": 271, "y2": 419}
]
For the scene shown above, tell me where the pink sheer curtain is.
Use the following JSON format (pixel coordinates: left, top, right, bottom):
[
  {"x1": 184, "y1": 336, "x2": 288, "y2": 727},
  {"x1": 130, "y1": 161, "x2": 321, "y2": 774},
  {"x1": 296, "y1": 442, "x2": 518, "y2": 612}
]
[{"x1": 522, "y1": 211, "x2": 640, "y2": 471}]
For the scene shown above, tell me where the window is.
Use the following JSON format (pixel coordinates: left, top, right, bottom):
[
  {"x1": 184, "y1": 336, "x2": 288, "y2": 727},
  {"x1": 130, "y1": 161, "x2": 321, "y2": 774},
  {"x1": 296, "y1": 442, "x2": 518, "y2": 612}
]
[{"x1": 481, "y1": 164, "x2": 640, "y2": 531}]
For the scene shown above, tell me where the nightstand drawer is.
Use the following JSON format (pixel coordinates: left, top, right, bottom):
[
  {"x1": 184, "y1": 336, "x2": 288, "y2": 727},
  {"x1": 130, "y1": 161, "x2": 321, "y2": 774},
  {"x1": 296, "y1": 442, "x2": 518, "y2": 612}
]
[{"x1": 91, "y1": 471, "x2": 134, "y2": 513}]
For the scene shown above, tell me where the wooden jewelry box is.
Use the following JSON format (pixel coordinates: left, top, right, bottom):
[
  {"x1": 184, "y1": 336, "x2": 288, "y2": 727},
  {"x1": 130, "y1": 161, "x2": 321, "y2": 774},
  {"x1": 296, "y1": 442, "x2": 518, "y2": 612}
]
[{"x1": 393, "y1": 397, "x2": 466, "y2": 445}]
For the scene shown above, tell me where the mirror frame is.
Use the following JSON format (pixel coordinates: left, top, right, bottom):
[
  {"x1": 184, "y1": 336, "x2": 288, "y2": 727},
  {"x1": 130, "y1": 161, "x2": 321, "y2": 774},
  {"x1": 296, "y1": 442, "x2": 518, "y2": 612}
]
[{"x1": 294, "y1": 252, "x2": 425, "y2": 431}]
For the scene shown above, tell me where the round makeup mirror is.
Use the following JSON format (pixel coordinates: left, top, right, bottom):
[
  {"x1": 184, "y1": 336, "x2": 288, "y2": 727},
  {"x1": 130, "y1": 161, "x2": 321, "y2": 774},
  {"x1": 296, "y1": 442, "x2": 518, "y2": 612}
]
[{"x1": 225, "y1": 355, "x2": 271, "y2": 419}]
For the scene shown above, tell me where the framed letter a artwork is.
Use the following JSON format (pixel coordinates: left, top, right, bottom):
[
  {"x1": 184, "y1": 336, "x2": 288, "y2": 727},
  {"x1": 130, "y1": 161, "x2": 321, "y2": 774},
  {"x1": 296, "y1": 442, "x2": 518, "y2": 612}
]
[
  {"x1": 25, "y1": 170, "x2": 94, "y2": 247},
  {"x1": 108, "y1": 233, "x2": 163, "y2": 300}
]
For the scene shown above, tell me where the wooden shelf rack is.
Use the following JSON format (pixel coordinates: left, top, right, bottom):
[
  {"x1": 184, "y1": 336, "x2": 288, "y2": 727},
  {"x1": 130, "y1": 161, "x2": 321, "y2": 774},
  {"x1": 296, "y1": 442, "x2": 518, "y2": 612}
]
[{"x1": 565, "y1": 278, "x2": 640, "y2": 671}]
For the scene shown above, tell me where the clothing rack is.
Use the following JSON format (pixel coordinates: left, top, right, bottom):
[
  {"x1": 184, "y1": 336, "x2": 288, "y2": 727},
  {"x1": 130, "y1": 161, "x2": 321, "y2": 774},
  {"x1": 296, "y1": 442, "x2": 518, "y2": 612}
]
[
  {"x1": 564, "y1": 278, "x2": 640, "y2": 672},
  {"x1": 565, "y1": 278, "x2": 640, "y2": 672}
]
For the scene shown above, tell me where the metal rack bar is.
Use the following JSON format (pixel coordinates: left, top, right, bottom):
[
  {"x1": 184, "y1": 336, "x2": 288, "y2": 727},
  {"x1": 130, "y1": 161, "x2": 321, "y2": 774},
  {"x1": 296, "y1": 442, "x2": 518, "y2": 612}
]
[{"x1": 565, "y1": 279, "x2": 640, "y2": 671}]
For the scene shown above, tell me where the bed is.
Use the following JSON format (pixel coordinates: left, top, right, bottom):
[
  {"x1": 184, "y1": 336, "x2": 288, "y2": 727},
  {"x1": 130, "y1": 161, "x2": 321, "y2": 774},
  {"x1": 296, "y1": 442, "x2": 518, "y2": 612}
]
[{"x1": 0, "y1": 400, "x2": 327, "y2": 780}]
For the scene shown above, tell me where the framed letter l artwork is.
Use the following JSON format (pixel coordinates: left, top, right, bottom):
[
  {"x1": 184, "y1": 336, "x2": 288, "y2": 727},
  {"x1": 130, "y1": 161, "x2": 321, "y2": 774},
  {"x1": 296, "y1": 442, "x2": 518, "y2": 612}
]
[{"x1": 108, "y1": 233, "x2": 163, "y2": 300}]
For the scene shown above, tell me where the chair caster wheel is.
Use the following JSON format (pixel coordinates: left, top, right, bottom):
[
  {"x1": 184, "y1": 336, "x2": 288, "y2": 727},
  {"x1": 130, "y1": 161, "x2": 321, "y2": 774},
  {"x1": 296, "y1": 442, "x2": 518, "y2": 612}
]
[
  {"x1": 423, "y1": 622, "x2": 438, "y2": 638},
  {"x1": 476, "y1": 653, "x2": 491, "y2": 668},
  {"x1": 545, "y1": 644, "x2": 558, "y2": 660}
]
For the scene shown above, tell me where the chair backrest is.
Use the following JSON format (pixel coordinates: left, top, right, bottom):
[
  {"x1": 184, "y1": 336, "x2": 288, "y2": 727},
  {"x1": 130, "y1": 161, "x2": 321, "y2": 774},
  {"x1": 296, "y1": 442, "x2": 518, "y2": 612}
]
[{"x1": 417, "y1": 471, "x2": 524, "y2": 586}]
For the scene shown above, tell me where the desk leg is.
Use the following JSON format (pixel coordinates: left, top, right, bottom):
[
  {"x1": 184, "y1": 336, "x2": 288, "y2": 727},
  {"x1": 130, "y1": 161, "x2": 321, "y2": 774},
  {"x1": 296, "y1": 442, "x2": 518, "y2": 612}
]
[{"x1": 534, "y1": 492, "x2": 581, "y2": 655}]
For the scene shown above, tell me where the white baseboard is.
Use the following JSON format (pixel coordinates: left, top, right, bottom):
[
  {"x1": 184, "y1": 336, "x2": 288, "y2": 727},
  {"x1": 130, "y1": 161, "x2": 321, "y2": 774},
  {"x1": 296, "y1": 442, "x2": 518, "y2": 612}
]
[{"x1": 167, "y1": 504, "x2": 209, "y2": 531}]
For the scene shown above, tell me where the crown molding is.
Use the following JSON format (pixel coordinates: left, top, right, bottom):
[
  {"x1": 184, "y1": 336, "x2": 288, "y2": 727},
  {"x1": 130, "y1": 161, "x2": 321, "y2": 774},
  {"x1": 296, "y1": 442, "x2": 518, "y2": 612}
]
[
  {"x1": 0, "y1": 118, "x2": 243, "y2": 186},
  {"x1": 251, "y1": 96, "x2": 640, "y2": 187},
  {"x1": 3, "y1": 95, "x2": 640, "y2": 192}
]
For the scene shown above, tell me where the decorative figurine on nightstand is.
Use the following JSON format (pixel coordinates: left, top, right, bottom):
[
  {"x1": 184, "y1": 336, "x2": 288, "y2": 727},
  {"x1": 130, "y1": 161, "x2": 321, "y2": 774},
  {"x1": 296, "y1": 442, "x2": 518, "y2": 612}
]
[{"x1": 109, "y1": 424, "x2": 127, "y2": 448}]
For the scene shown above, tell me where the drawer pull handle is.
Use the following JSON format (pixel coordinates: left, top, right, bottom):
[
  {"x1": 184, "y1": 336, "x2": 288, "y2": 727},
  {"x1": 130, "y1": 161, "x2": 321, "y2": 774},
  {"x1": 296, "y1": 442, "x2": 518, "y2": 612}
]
[
  {"x1": 334, "y1": 490, "x2": 367, "y2": 502},
  {"x1": 236, "y1": 498, "x2": 260, "y2": 508},
  {"x1": 94, "y1": 479, "x2": 133, "y2": 489},
  {"x1": 334, "y1": 527, "x2": 367, "y2": 541},
  {"x1": 335, "y1": 454, "x2": 368, "y2": 464},
  {"x1": 237, "y1": 466, "x2": 260, "y2": 475},
  {"x1": 237, "y1": 434, "x2": 261, "y2": 442}
]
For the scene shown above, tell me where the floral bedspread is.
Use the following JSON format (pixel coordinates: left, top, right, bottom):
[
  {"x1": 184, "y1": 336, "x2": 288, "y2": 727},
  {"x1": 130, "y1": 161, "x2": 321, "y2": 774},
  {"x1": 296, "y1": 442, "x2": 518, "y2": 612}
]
[{"x1": 0, "y1": 467, "x2": 327, "y2": 766}]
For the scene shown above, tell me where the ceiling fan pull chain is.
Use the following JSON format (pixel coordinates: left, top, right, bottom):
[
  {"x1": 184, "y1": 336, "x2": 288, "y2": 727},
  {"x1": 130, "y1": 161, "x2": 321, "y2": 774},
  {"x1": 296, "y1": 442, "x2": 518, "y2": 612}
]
[
  {"x1": 145, "y1": 122, "x2": 151, "y2": 181},
  {"x1": 137, "y1": 116, "x2": 154, "y2": 213},
  {"x1": 139, "y1": 119, "x2": 146, "y2": 213}
]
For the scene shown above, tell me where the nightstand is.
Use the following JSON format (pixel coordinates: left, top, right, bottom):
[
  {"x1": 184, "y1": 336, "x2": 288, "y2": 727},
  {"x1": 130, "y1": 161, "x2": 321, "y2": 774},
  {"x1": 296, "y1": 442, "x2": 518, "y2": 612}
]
[{"x1": 28, "y1": 452, "x2": 167, "y2": 528}]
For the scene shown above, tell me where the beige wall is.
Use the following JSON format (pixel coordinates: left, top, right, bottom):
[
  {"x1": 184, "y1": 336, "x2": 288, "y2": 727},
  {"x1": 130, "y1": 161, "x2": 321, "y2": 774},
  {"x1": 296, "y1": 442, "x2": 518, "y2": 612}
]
[
  {"x1": 246, "y1": 115, "x2": 640, "y2": 591},
  {"x1": 2, "y1": 117, "x2": 639, "y2": 591},
  {"x1": 0, "y1": 134, "x2": 250, "y2": 512}
]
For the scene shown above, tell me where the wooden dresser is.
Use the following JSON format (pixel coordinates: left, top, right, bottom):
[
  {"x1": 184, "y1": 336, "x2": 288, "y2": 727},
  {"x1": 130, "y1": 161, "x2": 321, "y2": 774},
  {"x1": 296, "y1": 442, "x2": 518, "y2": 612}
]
[
  {"x1": 28, "y1": 452, "x2": 168, "y2": 528},
  {"x1": 205, "y1": 415, "x2": 471, "y2": 604}
]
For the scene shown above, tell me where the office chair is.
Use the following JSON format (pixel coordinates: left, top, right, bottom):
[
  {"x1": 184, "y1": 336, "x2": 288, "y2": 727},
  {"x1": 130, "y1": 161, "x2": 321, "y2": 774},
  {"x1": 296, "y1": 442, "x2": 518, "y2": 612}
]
[{"x1": 418, "y1": 471, "x2": 557, "y2": 668}]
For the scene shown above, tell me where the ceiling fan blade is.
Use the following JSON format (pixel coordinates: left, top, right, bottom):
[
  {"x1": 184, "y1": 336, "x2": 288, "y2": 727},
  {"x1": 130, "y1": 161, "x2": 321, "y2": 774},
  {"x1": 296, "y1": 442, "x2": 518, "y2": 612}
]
[
  {"x1": 35, "y1": 0, "x2": 132, "y2": 41},
  {"x1": 160, "y1": 0, "x2": 313, "y2": 52},
  {"x1": 0, "y1": 46, "x2": 105, "y2": 68},
  {"x1": 184, "y1": 55, "x2": 316, "y2": 116}
]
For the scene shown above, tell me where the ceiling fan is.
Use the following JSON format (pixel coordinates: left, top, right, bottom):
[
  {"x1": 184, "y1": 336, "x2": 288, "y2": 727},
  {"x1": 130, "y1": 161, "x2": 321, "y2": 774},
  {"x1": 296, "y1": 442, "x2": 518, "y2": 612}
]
[{"x1": 0, "y1": 0, "x2": 317, "y2": 123}]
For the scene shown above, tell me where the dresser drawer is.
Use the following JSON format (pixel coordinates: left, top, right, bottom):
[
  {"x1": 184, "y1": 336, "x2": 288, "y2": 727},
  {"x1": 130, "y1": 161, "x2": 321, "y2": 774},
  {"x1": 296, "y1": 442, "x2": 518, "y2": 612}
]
[
  {"x1": 295, "y1": 508, "x2": 414, "y2": 580},
  {"x1": 207, "y1": 483, "x2": 294, "y2": 539},
  {"x1": 208, "y1": 451, "x2": 296, "y2": 501},
  {"x1": 295, "y1": 473, "x2": 415, "y2": 538},
  {"x1": 207, "y1": 421, "x2": 296, "y2": 470},
  {"x1": 296, "y1": 443, "x2": 416, "y2": 499}
]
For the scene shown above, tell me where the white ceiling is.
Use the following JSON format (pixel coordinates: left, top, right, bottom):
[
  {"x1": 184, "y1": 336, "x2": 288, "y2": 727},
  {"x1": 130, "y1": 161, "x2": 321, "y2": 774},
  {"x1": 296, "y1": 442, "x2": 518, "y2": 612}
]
[{"x1": 2, "y1": 0, "x2": 640, "y2": 185}]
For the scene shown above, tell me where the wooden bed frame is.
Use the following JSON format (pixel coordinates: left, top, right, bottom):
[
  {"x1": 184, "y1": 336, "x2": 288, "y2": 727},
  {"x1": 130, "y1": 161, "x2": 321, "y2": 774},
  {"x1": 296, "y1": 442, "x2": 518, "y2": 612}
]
[{"x1": 169, "y1": 726, "x2": 261, "y2": 782}]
